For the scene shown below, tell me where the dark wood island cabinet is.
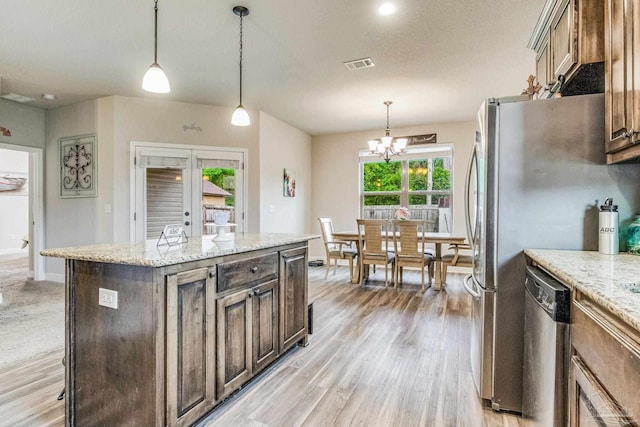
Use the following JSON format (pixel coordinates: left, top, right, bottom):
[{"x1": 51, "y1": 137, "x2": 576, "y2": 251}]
[{"x1": 42, "y1": 233, "x2": 316, "y2": 427}]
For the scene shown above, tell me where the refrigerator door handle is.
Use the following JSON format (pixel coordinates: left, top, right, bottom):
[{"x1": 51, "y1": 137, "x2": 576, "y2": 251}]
[
  {"x1": 463, "y1": 273, "x2": 481, "y2": 298},
  {"x1": 464, "y1": 147, "x2": 477, "y2": 245}
]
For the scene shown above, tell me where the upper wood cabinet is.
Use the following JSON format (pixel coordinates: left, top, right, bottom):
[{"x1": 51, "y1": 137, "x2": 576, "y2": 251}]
[
  {"x1": 535, "y1": 35, "x2": 552, "y2": 98},
  {"x1": 605, "y1": 0, "x2": 640, "y2": 163},
  {"x1": 529, "y1": 0, "x2": 604, "y2": 98}
]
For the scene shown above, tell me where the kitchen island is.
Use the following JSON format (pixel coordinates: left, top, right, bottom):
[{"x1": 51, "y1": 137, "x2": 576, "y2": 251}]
[
  {"x1": 525, "y1": 249, "x2": 640, "y2": 426},
  {"x1": 42, "y1": 233, "x2": 318, "y2": 427}
]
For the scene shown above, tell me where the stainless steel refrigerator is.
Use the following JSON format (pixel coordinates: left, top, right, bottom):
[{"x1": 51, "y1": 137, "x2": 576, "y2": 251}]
[{"x1": 463, "y1": 93, "x2": 640, "y2": 413}]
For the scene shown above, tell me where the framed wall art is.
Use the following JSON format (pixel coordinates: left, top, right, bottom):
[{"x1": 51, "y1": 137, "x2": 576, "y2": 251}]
[
  {"x1": 59, "y1": 134, "x2": 97, "y2": 198},
  {"x1": 283, "y1": 168, "x2": 296, "y2": 197}
]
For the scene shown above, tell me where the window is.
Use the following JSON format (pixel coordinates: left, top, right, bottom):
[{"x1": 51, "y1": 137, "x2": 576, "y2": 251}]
[{"x1": 360, "y1": 145, "x2": 453, "y2": 232}]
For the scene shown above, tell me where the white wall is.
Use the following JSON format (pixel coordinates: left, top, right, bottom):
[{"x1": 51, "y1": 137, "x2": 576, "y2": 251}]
[
  {"x1": 42, "y1": 96, "x2": 315, "y2": 276},
  {"x1": 309, "y1": 121, "x2": 475, "y2": 259},
  {"x1": 258, "y1": 112, "x2": 312, "y2": 234},
  {"x1": 0, "y1": 148, "x2": 29, "y2": 254},
  {"x1": 108, "y1": 96, "x2": 262, "y2": 243},
  {"x1": 0, "y1": 99, "x2": 45, "y2": 149},
  {"x1": 44, "y1": 100, "x2": 99, "y2": 275}
]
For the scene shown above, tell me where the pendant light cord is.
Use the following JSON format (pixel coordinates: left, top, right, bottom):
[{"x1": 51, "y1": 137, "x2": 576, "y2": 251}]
[
  {"x1": 153, "y1": 0, "x2": 159, "y2": 64},
  {"x1": 385, "y1": 101, "x2": 391, "y2": 136},
  {"x1": 239, "y1": 11, "x2": 244, "y2": 106}
]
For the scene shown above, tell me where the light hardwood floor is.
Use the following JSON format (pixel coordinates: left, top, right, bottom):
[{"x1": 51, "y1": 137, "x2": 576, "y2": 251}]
[{"x1": 0, "y1": 266, "x2": 523, "y2": 427}]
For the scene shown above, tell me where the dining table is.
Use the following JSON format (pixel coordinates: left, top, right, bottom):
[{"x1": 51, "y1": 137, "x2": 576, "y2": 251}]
[{"x1": 332, "y1": 230, "x2": 466, "y2": 290}]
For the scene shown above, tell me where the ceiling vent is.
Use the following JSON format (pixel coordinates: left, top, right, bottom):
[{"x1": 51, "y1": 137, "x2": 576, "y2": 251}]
[
  {"x1": 1, "y1": 93, "x2": 35, "y2": 103},
  {"x1": 344, "y1": 57, "x2": 375, "y2": 71}
]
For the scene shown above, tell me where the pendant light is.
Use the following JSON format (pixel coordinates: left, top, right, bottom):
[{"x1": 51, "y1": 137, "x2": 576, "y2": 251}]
[
  {"x1": 231, "y1": 6, "x2": 250, "y2": 126},
  {"x1": 367, "y1": 101, "x2": 407, "y2": 163},
  {"x1": 142, "y1": 0, "x2": 171, "y2": 93}
]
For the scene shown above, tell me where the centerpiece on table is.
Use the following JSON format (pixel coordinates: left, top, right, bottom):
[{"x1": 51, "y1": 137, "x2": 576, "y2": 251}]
[{"x1": 394, "y1": 207, "x2": 410, "y2": 221}]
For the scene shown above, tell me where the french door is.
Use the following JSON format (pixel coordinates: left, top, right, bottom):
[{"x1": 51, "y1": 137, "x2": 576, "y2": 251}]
[{"x1": 132, "y1": 143, "x2": 245, "y2": 242}]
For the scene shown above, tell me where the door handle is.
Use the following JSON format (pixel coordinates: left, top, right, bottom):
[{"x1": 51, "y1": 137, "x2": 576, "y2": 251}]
[
  {"x1": 185, "y1": 211, "x2": 190, "y2": 216},
  {"x1": 463, "y1": 274, "x2": 481, "y2": 298},
  {"x1": 464, "y1": 148, "x2": 477, "y2": 245}
]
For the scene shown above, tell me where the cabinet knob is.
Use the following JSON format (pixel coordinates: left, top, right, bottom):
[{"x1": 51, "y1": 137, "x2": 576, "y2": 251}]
[
  {"x1": 253, "y1": 289, "x2": 260, "y2": 296},
  {"x1": 250, "y1": 266, "x2": 258, "y2": 273},
  {"x1": 209, "y1": 271, "x2": 215, "y2": 278}
]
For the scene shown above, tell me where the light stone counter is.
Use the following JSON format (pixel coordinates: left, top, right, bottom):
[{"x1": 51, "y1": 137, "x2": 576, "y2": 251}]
[
  {"x1": 41, "y1": 233, "x2": 319, "y2": 267},
  {"x1": 525, "y1": 249, "x2": 640, "y2": 331}
]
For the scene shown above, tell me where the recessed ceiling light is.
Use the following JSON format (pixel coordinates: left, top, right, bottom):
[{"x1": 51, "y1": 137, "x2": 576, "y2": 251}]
[
  {"x1": 378, "y1": 2, "x2": 396, "y2": 15},
  {"x1": 42, "y1": 93, "x2": 56, "y2": 100}
]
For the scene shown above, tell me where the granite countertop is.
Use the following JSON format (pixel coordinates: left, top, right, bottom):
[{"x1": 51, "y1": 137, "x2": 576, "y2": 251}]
[
  {"x1": 525, "y1": 249, "x2": 640, "y2": 331},
  {"x1": 41, "y1": 233, "x2": 319, "y2": 267}
]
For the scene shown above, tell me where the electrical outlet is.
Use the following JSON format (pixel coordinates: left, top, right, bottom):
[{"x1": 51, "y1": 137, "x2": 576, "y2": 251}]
[{"x1": 98, "y1": 288, "x2": 118, "y2": 309}]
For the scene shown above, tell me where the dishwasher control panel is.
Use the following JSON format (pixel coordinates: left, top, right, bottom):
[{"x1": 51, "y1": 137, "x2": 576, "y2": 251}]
[{"x1": 525, "y1": 266, "x2": 570, "y2": 323}]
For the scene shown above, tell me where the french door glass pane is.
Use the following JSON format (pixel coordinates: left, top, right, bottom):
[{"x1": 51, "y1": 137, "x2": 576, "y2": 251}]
[
  {"x1": 146, "y1": 168, "x2": 184, "y2": 239},
  {"x1": 201, "y1": 168, "x2": 236, "y2": 235}
]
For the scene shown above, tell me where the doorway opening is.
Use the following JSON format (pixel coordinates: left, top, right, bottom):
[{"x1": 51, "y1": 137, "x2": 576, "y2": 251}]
[{"x1": 0, "y1": 143, "x2": 44, "y2": 285}]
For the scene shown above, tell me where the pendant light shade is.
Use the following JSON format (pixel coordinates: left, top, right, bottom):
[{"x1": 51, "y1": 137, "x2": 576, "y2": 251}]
[
  {"x1": 142, "y1": 0, "x2": 170, "y2": 93},
  {"x1": 232, "y1": 6, "x2": 250, "y2": 126},
  {"x1": 142, "y1": 63, "x2": 170, "y2": 93},
  {"x1": 231, "y1": 105, "x2": 250, "y2": 126}
]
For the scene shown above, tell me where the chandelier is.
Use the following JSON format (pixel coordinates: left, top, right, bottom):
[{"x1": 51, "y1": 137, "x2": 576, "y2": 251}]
[{"x1": 367, "y1": 101, "x2": 407, "y2": 163}]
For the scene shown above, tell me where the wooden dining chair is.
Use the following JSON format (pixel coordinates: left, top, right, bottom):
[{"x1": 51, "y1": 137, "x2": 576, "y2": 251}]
[
  {"x1": 441, "y1": 242, "x2": 473, "y2": 285},
  {"x1": 391, "y1": 219, "x2": 434, "y2": 291},
  {"x1": 356, "y1": 219, "x2": 395, "y2": 287},
  {"x1": 318, "y1": 217, "x2": 358, "y2": 281}
]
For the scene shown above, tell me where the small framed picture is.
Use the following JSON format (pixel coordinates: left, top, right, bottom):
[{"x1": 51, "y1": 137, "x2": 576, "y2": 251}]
[{"x1": 283, "y1": 168, "x2": 296, "y2": 197}]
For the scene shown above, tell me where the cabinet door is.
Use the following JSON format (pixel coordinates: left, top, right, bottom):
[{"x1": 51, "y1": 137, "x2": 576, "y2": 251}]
[
  {"x1": 279, "y1": 247, "x2": 308, "y2": 353},
  {"x1": 536, "y1": 34, "x2": 551, "y2": 99},
  {"x1": 551, "y1": 0, "x2": 575, "y2": 80},
  {"x1": 569, "y1": 356, "x2": 633, "y2": 427},
  {"x1": 216, "y1": 288, "x2": 252, "y2": 400},
  {"x1": 252, "y1": 279, "x2": 279, "y2": 373},
  {"x1": 606, "y1": 0, "x2": 633, "y2": 153},
  {"x1": 166, "y1": 267, "x2": 216, "y2": 427}
]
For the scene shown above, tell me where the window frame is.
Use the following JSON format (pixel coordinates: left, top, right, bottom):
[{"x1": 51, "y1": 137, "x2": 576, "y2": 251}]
[{"x1": 359, "y1": 144, "x2": 453, "y2": 232}]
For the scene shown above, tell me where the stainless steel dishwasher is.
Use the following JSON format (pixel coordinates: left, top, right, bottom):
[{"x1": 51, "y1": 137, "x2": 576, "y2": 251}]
[{"x1": 522, "y1": 266, "x2": 570, "y2": 427}]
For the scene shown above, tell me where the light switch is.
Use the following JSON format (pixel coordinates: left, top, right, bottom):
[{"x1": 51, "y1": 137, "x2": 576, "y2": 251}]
[
  {"x1": 104, "y1": 204, "x2": 112, "y2": 214},
  {"x1": 269, "y1": 204, "x2": 276, "y2": 213},
  {"x1": 99, "y1": 288, "x2": 118, "y2": 309}
]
